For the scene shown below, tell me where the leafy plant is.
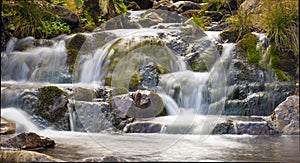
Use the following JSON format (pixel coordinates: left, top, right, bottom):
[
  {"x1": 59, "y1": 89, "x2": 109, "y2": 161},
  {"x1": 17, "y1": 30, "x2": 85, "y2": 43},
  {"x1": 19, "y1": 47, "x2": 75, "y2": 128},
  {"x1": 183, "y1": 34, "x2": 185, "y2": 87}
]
[
  {"x1": 113, "y1": 0, "x2": 127, "y2": 14},
  {"x1": 2, "y1": 0, "x2": 71, "y2": 38}
]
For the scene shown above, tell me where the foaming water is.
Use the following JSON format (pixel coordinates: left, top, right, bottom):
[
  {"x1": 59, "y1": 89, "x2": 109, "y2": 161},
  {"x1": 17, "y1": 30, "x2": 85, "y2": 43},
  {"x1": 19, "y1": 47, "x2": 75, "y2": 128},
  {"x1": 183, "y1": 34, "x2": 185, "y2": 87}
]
[
  {"x1": 1, "y1": 107, "x2": 39, "y2": 132},
  {"x1": 1, "y1": 40, "x2": 68, "y2": 82}
]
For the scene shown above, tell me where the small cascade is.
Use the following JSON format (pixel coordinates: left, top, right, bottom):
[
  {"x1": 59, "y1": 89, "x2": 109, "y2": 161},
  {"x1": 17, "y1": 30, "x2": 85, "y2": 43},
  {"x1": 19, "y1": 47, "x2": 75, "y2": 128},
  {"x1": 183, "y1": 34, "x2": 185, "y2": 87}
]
[
  {"x1": 1, "y1": 39, "x2": 69, "y2": 83},
  {"x1": 1, "y1": 107, "x2": 39, "y2": 132}
]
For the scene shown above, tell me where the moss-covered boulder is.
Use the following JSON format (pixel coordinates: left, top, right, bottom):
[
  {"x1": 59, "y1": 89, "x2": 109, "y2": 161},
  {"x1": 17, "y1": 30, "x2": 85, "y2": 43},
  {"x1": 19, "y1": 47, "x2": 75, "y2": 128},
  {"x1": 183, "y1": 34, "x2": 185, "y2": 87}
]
[
  {"x1": 36, "y1": 86, "x2": 69, "y2": 130},
  {"x1": 66, "y1": 33, "x2": 87, "y2": 74}
]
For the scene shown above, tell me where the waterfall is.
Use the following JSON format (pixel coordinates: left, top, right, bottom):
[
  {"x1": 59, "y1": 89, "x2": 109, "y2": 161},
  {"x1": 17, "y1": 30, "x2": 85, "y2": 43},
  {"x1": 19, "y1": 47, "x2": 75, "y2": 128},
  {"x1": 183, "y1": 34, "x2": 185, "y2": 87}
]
[
  {"x1": 1, "y1": 39, "x2": 69, "y2": 83},
  {"x1": 1, "y1": 107, "x2": 39, "y2": 132}
]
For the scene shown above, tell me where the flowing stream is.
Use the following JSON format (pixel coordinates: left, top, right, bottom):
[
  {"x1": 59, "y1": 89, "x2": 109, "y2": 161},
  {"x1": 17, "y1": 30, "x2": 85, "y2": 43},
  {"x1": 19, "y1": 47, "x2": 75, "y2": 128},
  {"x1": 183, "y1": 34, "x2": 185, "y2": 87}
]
[{"x1": 1, "y1": 10, "x2": 299, "y2": 161}]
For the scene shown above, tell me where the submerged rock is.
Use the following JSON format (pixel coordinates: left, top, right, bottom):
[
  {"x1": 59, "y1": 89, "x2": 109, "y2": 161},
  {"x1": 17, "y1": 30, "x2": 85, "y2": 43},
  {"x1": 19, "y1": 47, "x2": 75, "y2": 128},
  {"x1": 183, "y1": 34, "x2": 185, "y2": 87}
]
[
  {"x1": 123, "y1": 121, "x2": 165, "y2": 133},
  {"x1": 0, "y1": 150, "x2": 64, "y2": 162},
  {"x1": 0, "y1": 132, "x2": 55, "y2": 150},
  {"x1": 81, "y1": 155, "x2": 128, "y2": 162},
  {"x1": 268, "y1": 95, "x2": 299, "y2": 135}
]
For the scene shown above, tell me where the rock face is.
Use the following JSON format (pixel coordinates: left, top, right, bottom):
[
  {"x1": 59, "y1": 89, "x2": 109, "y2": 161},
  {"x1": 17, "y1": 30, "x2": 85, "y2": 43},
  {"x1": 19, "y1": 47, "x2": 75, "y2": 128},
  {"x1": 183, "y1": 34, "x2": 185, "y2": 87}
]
[
  {"x1": 0, "y1": 117, "x2": 16, "y2": 134},
  {"x1": 0, "y1": 150, "x2": 64, "y2": 162},
  {"x1": 0, "y1": 132, "x2": 55, "y2": 150},
  {"x1": 268, "y1": 95, "x2": 299, "y2": 135}
]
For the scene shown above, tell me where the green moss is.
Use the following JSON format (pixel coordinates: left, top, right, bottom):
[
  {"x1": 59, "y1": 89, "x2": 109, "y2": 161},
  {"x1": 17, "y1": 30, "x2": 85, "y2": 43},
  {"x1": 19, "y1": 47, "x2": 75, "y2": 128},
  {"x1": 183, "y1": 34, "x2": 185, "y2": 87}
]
[
  {"x1": 37, "y1": 86, "x2": 68, "y2": 121},
  {"x1": 129, "y1": 73, "x2": 141, "y2": 90},
  {"x1": 73, "y1": 87, "x2": 95, "y2": 101},
  {"x1": 111, "y1": 87, "x2": 129, "y2": 96},
  {"x1": 273, "y1": 69, "x2": 290, "y2": 81},
  {"x1": 237, "y1": 33, "x2": 261, "y2": 67},
  {"x1": 191, "y1": 58, "x2": 208, "y2": 72},
  {"x1": 66, "y1": 34, "x2": 87, "y2": 73}
]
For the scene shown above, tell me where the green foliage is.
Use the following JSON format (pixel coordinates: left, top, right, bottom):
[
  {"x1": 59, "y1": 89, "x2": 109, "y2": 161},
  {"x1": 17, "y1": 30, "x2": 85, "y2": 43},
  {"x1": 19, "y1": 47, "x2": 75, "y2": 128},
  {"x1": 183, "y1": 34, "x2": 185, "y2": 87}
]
[
  {"x1": 113, "y1": 0, "x2": 127, "y2": 14},
  {"x1": 73, "y1": 0, "x2": 84, "y2": 8},
  {"x1": 2, "y1": 0, "x2": 71, "y2": 38},
  {"x1": 264, "y1": 0, "x2": 299, "y2": 55},
  {"x1": 192, "y1": 14, "x2": 205, "y2": 30},
  {"x1": 226, "y1": 10, "x2": 252, "y2": 41},
  {"x1": 237, "y1": 33, "x2": 261, "y2": 67},
  {"x1": 273, "y1": 69, "x2": 291, "y2": 81}
]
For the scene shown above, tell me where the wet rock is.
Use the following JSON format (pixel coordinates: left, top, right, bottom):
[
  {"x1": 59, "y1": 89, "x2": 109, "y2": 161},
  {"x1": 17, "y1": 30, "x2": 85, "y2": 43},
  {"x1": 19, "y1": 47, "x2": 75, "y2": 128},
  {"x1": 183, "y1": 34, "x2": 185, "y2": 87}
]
[
  {"x1": 185, "y1": 38, "x2": 219, "y2": 72},
  {"x1": 36, "y1": 86, "x2": 69, "y2": 130},
  {"x1": 0, "y1": 132, "x2": 55, "y2": 150},
  {"x1": 124, "y1": 121, "x2": 165, "y2": 133},
  {"x1": 68, "y1": 101, "x2": 111, "y2": 132},
  {"x1": 236, "y1": 121, "x2": 271, "y2": 135},
  {"x1": 102, "y1": 14, "x2": 140, "y2": 30},
  {"x1": 268, "y1": 95, "x2": 299, "y2": 135},
  {"x1": 0, "y1": 117, "x2": 16, "y2": 135},
  {"x1": 212, "y1": 119, "x2": 236, "y2": 134},
  {"x1": 110, "y1": 90, "x2": 166, "y2": 119},
  {"x1": 81, "y1": 155, "x2": 128, "y2": 162},
  {"x1": 138, "y1": 62, "x2": 160, "y2": 90},
  {"x1": 0, "y1": 150, "x2": 65, "y2": 162}
]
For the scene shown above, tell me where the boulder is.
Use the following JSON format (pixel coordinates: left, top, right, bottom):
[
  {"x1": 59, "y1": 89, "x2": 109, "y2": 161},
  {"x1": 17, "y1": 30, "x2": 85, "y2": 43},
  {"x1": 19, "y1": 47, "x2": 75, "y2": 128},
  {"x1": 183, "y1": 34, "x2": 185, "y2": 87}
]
[
  {"x1": 123, "y1": 121, "x2": 165, "y2": 133},
  {"x1": 0, "y1": 132, "x2": 55, "y2": 150},
  {"x1": 110, "y1": 90, "x2": 166, "y2": 119},
  {"x1": 36, "y1": 86, "x2": 69, "y2": 130},
  {"x1": 52, "y1": 5, "x2": 79, "y2": 26},
  {"x1": 0, "y1": 150, "x2": 64, "y2": 162},
  {"x1": 0, "y1": 117, "x2": 16, "y2": 134},
  {"x1": 268, "y1": 95, "x2": 299, "y2": 135}
]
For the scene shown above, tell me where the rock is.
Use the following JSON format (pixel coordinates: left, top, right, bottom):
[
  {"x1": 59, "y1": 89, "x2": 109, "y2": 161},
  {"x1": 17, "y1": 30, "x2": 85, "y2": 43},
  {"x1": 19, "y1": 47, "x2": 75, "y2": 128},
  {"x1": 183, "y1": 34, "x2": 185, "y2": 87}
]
[
  {"x1": 173, "y1": 1, "x2": 201, "y2": 13},
  {"x1": 110, "y1": 90, "x2": 166, "y2": 119},
  {"x1": 127, "y1": 1, "x2": 141, "y2": 10},
  {"x1": 68, "y1": 101, "x2": 112, "y2": 132},
  {"x1": 52, "y1": 5, "x2": 79, "y2": 26},
  {"x1": 0, "y1": 117, "x2": 16, "y2": 135},
  {"x1": 268, "y1": 95, "x2": 299, "y2": 135},
  {"x1": 0, "y1": 132, "x2": 55, "y2": 150},
  {"x1": 102, "y1": 14, "x2": 140, "y2": 30},
  {"x1": 81, "y1": 155, "x2": 128, "y2": 162},
  {"x1": 123, "y1": 121, "x2": 165, "y2": 133},
  {"x1": 212, "y1": 119, "x2": 236, "y2": 134},
  {"x1": 36, "y1": 86, "x2": 69, "y2": 130},
  {"x1": 129, "y1": 0, "x2": 154, "y2": 9},
  {"x1": 205, "y1": 11, "x2": 223, "y2": 22},
  {"x1": 0, "y1": 150, "x2": 65, "y2": 162}
]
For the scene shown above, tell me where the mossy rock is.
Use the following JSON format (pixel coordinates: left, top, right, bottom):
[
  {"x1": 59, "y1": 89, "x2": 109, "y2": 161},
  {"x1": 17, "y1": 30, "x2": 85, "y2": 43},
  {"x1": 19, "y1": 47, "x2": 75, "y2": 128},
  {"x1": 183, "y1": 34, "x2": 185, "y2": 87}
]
[
  {"x1": 37, "y1": 86, "x2": 68, "y2": 123},
  {"x1": 102, "y1": 37, "x2": 170, "y2": 88},
  {"x1": 111, "y1": 87, "x2": 129, "y2": 96},
  {"x1": 237, "y1": 33, "x2": 261, "y2": 67},
  {"x1": 66, "y1": 34, "x2": 87, "y2": 73},
  {"x1": 73, "y1": 87, "x2": 96, "y2": 101}
]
